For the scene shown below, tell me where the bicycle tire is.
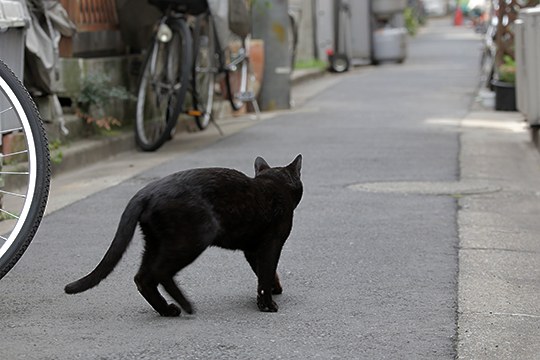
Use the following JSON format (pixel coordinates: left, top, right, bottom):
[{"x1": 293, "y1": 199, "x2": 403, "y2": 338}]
[
  {"x1": 480, "y1": 48, "x2": 495, "y2": 89},
  {"x1": 192, "y1": 12, "x2": 217, "y2": 130},
  {"x1": 225, "y1": 44, "x2": 256, "y2": 112},
  {"x1": 0, "y1": 60, "x2": 50, "y2": 280},
  {"x1": 135, "y1": 18, "x2": 192, "y2": 151}
]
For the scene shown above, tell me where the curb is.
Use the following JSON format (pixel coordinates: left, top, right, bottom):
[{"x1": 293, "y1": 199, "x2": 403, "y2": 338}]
[
  {"x1": 291, "y1": 67, "x2": 328, "y2": 85},
  {"x1": 50, "y1": 132, "x2": 134, "y2": 176},
  {"x1": 473, "y1": 86, "x2": 540, "y2": 153},
  {"x1": 456, "y1": 109, "x2": 540, "y2": 359}
]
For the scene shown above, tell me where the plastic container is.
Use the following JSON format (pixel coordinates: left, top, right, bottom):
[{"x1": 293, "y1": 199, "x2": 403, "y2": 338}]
[
  {"x1": 373, "y1": 27, "x2": 407, "y2": 63},
  {"x1": 492, "y1": 80, "x2": 517, "y2": 111}
]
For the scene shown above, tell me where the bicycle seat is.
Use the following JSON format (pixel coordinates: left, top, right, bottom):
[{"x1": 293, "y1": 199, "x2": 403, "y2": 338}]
[{"x1": 148, "y1": 0, "x2": 208, "y2": 14}]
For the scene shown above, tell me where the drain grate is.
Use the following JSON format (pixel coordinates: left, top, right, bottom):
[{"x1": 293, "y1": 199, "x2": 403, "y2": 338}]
[{"x1": 348, "y1": 181, "x2": 501, "y2": 196}]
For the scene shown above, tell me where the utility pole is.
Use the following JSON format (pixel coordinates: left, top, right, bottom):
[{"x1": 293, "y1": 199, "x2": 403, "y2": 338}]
[{"x1": 251, "y1": 0, "x2": 291, "y2": 111}]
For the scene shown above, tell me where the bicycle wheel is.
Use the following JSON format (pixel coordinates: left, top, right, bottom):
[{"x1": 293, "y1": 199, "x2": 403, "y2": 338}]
[
  {"x1": 135, "y1": 19, "x2": 192, "y2": 151},
  {"x1": 191, "y1": 13, "x2": 217, "y2": 130},
  {"x1": 0, "y1": 60, "x2": 50, "y2": 280},
  {"x1": 224, "y1": 39, "x2": 257, "y2": 112},
  {"x1": 480, "y1": 47, "x2": 495, "y2": 89}
]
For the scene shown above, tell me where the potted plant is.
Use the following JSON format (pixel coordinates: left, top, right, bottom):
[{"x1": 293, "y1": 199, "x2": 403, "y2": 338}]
[
  {"x1": 76, "y1": 74, "x2": 135, "y2": 134},
  {"x1": 491, "y1": 55, "x2": 517, "y2": 111}
]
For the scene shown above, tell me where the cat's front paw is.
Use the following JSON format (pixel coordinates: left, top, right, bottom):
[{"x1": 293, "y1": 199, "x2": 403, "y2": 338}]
[
  {"x1": 257, "y1": 295, "x2": 278, "y2": 312},
  {"x1": 160, "y1": 303, "x2": 181, "y2": 317}
]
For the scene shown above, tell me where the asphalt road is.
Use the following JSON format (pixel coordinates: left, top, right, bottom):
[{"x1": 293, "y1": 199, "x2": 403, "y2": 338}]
[{"x1": 1, "y1": 19, "x2": 482, "y2": 359}]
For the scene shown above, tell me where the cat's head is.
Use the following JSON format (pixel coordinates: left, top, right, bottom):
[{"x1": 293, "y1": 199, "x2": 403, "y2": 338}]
[{"x1": 254, "y1": 155, "x2": 303, "y2": 206}]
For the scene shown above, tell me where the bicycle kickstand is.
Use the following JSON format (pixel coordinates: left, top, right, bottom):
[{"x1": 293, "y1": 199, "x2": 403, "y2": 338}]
[
  {"x1": 237, "y1": 92, "x2": 261, "y2": 121},
  {"x1": 210, "y1": 113, "x2": 224, "y2": 135}
]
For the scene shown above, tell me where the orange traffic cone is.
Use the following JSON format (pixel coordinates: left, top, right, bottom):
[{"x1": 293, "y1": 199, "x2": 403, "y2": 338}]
[{"x1": 454, "y1": 7, "x2": 463, "y2": 26}]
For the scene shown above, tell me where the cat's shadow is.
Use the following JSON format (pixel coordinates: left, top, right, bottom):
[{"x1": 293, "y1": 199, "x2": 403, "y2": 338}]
[{"x1": 132, "y1": 299, "x2": 259, "y2": 322}]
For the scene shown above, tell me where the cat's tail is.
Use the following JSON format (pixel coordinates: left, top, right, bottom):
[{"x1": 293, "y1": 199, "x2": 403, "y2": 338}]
[{"x1": 64, "y1": 194, "x2": 146, "y2": 294}]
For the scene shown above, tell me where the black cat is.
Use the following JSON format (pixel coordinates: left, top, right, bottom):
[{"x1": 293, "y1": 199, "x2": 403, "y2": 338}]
[{"x1": 65, "y1": 155, "x2": 303, "y2": 316}]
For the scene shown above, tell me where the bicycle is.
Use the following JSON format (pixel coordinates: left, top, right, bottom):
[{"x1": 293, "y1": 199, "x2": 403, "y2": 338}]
[
  {"x1": 0, "y1": 60, "x2": 50, "y2": 280},
  {"x1": 135, "y1": 0, "x2": 259, "y2": 152},
  {"x1": 479, "y1": 15, "x2": 497, "y2": 90},
  {"x1": 287, "y1": 4, "x2": 301, "y2": 70}
]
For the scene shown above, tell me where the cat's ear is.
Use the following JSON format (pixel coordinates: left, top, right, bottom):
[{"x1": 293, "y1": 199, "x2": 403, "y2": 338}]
[
  {"x1": 287, "y1": 154, "x2": 302, "y2": 178},
  {"x1": 254, "y1": 156, "x2": 270, "y2": 175}
]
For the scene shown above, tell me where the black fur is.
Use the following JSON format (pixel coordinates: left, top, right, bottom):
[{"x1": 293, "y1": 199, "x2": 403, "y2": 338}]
[{"x1": 65, "y1": 155, "x2": 303, "y2": 316}]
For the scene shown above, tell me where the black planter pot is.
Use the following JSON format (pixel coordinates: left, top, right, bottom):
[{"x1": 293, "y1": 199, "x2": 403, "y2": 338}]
[{"x1": 491, "y1": 80, "x2": 516, "y2": 111}]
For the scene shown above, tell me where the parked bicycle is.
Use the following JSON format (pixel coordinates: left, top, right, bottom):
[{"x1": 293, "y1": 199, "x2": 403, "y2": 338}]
[
  {"x1": 479, "y1": 15, "x2": 497, "y2": 90},
  {"x1": 0, "y1": 60, "x2": 50, "y2": 280},
  {"x1": 288, "y1": 4, "x2": 301, "y2": 70},
  {"x1": 135, "y1": 0, "x2": 259, "y2": 152}
]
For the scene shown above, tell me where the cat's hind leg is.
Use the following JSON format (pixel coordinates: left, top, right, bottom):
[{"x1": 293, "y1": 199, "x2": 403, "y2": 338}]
[
  {"x1": 272, "y1": 273, "x2": 283, "y2": 295},
  {"x1": 160, "y1": 278, "x2": 194, "y2": 314},
  {"x1": 134, "y1": 271, "x2": 181, "y2": 317},
  {"x1": 153, "y1": 245, "x2": 209, "y2": 315},
  {"x1": 134, "y1": 245, "x2": 181, "y2": 317}
]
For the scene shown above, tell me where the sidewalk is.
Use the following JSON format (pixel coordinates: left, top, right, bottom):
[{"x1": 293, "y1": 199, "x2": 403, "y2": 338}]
[{"x1": 457, "y1": 108, "x2": 540, "y2": 358}]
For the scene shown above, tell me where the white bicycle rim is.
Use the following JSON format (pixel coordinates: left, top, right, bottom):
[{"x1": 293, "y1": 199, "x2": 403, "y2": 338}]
[{"x1": 0, "y1": 75, "x2": 38, "y2": 259}]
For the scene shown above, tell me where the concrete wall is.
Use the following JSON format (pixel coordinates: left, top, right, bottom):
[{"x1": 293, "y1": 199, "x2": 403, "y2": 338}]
[{"x1": 56, "y1": 55, "x2": 140, "y2": 129}]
